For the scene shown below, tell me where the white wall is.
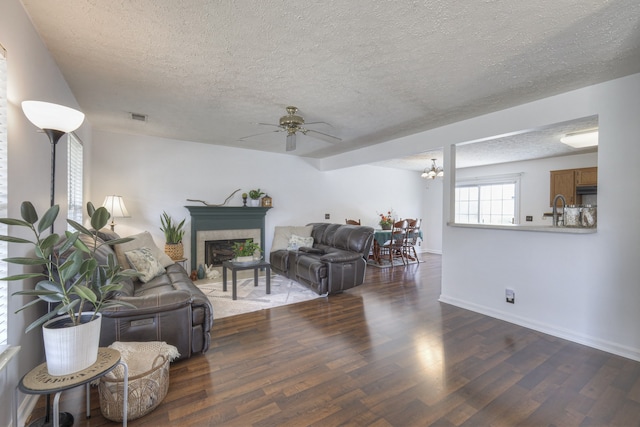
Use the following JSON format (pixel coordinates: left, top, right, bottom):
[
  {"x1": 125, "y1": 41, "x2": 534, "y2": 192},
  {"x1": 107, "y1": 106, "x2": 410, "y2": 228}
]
[
  {"x1": 322, "y1": 73, "x2": 640, "y2": 361},
  {"x1": 0, "y1": 1, "x2": 91, "y2": 424},
  {"x1": 90, "y1": 131, "x2": 425, "y2": 262},
  {"x1": 369, "y1": 74, "x2": 639, "y2": 361},
  {"x1": 440, "y1": 75, "x2": 640, "y2": 361},
  {"x1": 421, "y1": 177, "x2": 443, "y2": 254}
]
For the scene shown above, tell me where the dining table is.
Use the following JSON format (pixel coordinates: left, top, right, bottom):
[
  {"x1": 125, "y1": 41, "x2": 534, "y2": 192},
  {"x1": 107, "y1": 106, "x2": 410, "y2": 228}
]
[{"x1": 370, "y1": 229, "x2": 423, "y2": 264}]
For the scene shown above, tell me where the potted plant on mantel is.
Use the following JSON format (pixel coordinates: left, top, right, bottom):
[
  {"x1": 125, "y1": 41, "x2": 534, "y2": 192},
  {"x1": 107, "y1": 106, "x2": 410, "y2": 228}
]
[
  {"x1": 0, "y1": 201, "x2": 140, "y2": 376},
  {"x1": 248, "y1": 189, "x2": 265, "y2": 207},
  {"x1": 231, "y1": 239, "x2": 262, "y2": 265},
  {"x1": 160, "y1": 211, "x2": 185, "y2": 260}
]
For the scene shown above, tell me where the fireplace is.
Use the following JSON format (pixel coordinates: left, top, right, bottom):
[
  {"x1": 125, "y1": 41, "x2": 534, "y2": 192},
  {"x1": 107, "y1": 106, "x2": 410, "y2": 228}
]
[{"x1": 185, "y1": 206, "x2": 271, "y2": 271}]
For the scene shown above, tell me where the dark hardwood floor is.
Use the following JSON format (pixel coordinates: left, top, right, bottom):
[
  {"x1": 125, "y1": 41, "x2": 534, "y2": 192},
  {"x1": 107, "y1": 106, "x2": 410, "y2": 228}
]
[{"x1": 27, "y1": 254, "x2": 640, "y2": 426}]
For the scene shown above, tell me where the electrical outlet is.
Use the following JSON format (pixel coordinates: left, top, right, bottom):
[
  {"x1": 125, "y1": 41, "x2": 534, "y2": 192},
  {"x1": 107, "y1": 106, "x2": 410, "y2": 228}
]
[
  {"x1": 526, "y1": 215, "x2": 533, "y2": 222},
  {"x1": 505, "y1": 288, "x2": 515, "y2": 304},
  {"x1": 325, "y1": 213, "x2": 330, "y2": 219}
]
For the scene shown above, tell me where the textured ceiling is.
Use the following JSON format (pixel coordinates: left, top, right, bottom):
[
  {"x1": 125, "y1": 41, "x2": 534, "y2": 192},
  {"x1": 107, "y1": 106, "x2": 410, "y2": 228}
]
[{"x1": 19, "y1": 0, "x2": 640, "y2": 166}]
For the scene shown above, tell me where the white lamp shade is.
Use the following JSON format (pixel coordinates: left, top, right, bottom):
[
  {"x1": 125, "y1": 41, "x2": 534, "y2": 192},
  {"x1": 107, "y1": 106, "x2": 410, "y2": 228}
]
[
  {"x1": 22, "y1": 100, "x2": 85, "y2": 133},
  {"x1": 102, "y1": 195, "x2": 130, "y2": 218}
]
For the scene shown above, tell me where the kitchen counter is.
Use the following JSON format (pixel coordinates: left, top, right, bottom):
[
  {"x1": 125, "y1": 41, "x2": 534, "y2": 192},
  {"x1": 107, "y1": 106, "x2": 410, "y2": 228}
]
[{"x1": 448, "y1": 223, "x2": 596, "y2": 234}]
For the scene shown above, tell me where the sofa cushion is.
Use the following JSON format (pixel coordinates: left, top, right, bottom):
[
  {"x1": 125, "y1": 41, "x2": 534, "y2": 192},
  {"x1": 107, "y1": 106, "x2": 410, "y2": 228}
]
[
  {"x1": 332, "y1": 225, "x2": 373, "y2": 254},
  {"x1": 271, "y1": 225, "x2": 313, "y2": 251},
  {"x1": 94, "y1": 228, "x2": 120, "y2": 242},
  {"x1": 125, "y1": 247, "x2": 166, "y2": 283},
  {"x1": 114, "y1": 231, "x2": 174, "y2": 270}
]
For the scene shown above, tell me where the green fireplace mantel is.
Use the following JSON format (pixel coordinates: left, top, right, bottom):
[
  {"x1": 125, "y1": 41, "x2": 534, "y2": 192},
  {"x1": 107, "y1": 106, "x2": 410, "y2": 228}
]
[{"x1": 185, "y1": 205, "x2": 272, "y2": 271}]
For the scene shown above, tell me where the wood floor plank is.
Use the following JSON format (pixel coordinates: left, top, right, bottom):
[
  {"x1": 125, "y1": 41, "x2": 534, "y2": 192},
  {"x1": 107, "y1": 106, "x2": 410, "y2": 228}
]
[{"x1": 25, "y1": 254, "x2": 640, "y2": 426}]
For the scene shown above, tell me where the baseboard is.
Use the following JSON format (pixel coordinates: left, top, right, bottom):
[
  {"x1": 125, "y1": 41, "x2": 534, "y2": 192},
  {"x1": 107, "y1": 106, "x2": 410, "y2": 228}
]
[
  {"x1": 420, "y1": 248, "x2": 442, "y2": 255},
  {"x1": 439, "y1": 295, "x2": 640, "y2": 362}
]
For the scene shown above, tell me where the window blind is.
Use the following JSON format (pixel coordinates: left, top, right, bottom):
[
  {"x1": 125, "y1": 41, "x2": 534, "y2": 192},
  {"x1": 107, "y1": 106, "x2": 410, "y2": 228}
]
[
  {"x1": 0, "y1": 44, "x2": 8, "y2": 346},
  {"x1": 67, "y1": 133, "x2": 83, "y2": 230}
]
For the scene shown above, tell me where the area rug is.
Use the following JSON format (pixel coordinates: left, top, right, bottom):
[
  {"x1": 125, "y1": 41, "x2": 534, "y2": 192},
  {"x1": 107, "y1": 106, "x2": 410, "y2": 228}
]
[
  {"x1": 367, "y1": 258, "x2": 420, "y2": 268},
  {"x1": 196, "y1": 274, "x2": 322, "y2": 319}
]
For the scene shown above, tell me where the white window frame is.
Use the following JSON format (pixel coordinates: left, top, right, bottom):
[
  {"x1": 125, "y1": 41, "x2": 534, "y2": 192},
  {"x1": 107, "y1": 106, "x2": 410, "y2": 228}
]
[
  {"x1": 0, "y1": 44, "x2": 8, "y2": 346},
  {"x1": 67, "y1": 133, "x2": 83, "y2": 230},
  {"x1": 455, "y1": 173, "x2": 521, "y2": 225}
]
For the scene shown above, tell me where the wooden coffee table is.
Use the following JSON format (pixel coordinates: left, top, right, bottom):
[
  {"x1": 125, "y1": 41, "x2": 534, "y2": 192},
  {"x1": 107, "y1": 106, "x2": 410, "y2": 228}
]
[{"x1": 222, "y1": 260, "x2": 271, "y2": 300}]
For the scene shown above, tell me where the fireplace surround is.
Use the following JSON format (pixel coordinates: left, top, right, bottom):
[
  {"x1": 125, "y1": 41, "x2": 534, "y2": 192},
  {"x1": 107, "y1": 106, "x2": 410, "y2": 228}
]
[{"x1": 185, "y1": 206, "x2": 271, "y2": 271}]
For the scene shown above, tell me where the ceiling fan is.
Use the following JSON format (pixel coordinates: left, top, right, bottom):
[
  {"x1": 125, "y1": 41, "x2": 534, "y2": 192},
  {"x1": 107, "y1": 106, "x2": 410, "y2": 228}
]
[{"x1": 240, "y1": 106, "x2": 342, "y2": 151}]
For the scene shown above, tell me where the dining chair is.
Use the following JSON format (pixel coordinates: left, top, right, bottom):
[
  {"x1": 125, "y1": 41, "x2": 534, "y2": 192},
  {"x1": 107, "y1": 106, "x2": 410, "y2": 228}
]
[
  {"x1": 403, "y1": 218, "x2": 422, "y2": 263},
  {"x1": 345, "y1": 219, "x2": 361, "y2": 225},
  {"x1": 380, "y1": 219, "x2": 408, "y2": 267}
]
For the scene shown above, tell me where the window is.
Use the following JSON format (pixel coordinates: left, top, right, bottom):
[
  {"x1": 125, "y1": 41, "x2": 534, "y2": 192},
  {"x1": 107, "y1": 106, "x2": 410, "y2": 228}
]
[
  {"x1": 67, "y1": 133, "x2": 83, "y2": 230},
  {"x1": 0, "y1": 44, "x2": 8, "y2": 346},
  {"x1": 455, "y1": 174, "x2": 520, "y2": 225}
]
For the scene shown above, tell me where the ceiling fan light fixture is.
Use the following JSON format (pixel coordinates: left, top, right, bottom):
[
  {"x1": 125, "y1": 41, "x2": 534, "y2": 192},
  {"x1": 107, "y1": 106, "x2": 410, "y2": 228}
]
[
  {"x1": 560, "y1": 129, "x2": 598, "y2": 148},
  {"x1": 421, "y1": 159, "x2": 444, "y2": 179},
  {"x1": 286, "y1": 132, "x2": 296, "y2": 151}
]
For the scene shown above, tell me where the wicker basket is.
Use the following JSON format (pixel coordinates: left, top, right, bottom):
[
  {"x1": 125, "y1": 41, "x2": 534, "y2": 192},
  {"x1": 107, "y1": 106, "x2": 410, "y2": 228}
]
[
  {"x1": 98, "y1": 354, "x2": 170, "y2": 421},
  {"x1": 164, "y1": 242, "x2": 184, "y2": 260}
]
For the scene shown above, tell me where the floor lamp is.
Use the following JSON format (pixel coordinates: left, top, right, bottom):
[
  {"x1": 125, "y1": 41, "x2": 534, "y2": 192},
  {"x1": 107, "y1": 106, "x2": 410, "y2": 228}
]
[
  {"x1": 21, "y1": 100, "x2": 84, "y2": 427},
  {"x1": 22, "y1": 100, "x2": 85, "y2": 214}
]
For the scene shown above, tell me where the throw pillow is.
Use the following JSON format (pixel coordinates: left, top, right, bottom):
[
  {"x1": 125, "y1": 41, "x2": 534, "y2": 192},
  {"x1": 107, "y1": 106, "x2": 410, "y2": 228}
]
[
  {"x1": 287, "y1": 234, "x2": 314, "y2": 251},
  {"x1": 114, "y1": 231, "x2": 174, "y2": 270},
  {"x1": 271, "y1": 225, "x2": 313, "y2": 251},
  {"x1": 124, "y1": 247, "x2": 166, "y2": 283}
]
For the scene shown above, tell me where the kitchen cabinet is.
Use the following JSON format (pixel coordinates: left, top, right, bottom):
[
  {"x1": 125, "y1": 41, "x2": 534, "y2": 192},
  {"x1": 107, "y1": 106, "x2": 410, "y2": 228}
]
[
  {"x1": 576, "y1": 167, "x2": 598, "y2": 186},
  {"x1": 550, "y1": 167, "x2": 598, "y2": 207},
  {"x1": 550, "y1": 169, "x2": 576, "y2": 206}
]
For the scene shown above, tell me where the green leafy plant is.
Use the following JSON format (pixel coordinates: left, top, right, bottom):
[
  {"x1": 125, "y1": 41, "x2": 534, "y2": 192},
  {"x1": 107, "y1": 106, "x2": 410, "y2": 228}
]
[
  {"x1": 232, "y1": 239, "x2": 262, "y2": 257},
  {"x1": 248, "y1": 189, "x2": 265, "y2": 200},
  {"x1": 160, "y1": 212, "x2": 185, "y2": 244},
  {"x1": 0, "y1": 201, "x2": 140, "y2": 333}
]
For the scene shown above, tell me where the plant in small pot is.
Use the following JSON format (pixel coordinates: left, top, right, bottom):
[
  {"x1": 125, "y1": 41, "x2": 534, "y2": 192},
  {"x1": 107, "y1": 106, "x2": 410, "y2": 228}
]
[
  {"x1": 248, "y1": 189, "x2": 265, "y2": 207},
  {"x1": 160, "y1": 211, "x2": 185, "y2": 260},
  {"x1": 0, "y1": 201, "x2": 140, "y2": 375},
  {"x1": 231, "y1": 239, "x2": 262, "y2": 265},
  {"x1": 378, "y1": 209, "x2": 395, "y2": 230}
]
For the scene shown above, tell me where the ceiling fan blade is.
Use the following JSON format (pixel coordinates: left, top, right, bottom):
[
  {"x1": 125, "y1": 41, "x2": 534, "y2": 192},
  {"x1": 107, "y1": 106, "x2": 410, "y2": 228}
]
[
  {"x1": 286, "y1": 133, "x2": 296, "y2": 151},
  {"x1": 257, "y1": 122, "x2": 282, "y2": 128},
  {"x1": 304, "y1": 121, "x2": 334, "y2": 128},
  {"x1": 238, "y1": 129, "x2": 283, "y2": 141},
  {"x1": 303, "y1": 128, "x2": 342, "y2": 143}
]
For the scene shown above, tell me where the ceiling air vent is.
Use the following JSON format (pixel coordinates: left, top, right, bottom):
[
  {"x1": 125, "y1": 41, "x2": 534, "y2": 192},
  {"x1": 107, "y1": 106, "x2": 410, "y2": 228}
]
[{"x1": 130, "y1": 112, "x2": 147, "y2": 122}]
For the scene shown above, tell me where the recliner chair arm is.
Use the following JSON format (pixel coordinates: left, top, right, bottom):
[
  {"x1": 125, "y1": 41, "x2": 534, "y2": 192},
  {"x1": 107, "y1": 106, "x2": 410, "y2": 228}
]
[
  {"x1": 320, "y1": 250, "x2": 363, "y2": 263},
  {"x1": 102, "y1": 291, "x2": 193, "y2": 318}
]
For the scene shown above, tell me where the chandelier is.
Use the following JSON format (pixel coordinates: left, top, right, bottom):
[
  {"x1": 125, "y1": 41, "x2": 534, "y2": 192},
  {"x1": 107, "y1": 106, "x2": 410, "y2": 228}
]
[{"x1": 421, "y1": 159, "x2": 444, "y2": 179}]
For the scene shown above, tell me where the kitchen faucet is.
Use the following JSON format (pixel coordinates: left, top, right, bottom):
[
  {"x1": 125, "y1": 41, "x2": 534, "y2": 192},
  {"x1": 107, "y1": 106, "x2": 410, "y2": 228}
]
[{"x1": 552, "y1": 194, "x2": 566, "y2": 227}]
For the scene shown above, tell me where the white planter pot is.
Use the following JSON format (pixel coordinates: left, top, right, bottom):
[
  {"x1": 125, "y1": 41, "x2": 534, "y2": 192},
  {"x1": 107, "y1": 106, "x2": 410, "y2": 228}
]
[
  {"x1": 42, "y1": 312, "x2": 102, "y2": 376},
  {"x1": 233, "y1": 255, "x2": 261, "y2": 265},
  {"x1": 249, "y1": 199, "x2": 261, "y2": 207}
]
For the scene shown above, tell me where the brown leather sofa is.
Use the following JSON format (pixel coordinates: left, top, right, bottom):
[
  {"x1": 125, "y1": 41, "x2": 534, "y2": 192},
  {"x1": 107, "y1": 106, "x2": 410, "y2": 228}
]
[
  {"x1": 270, "y1": 223, "x2": 374, "y2": 295},
  {"x1": 78, "y1": 230, "x2": 213, "y2": 360}
]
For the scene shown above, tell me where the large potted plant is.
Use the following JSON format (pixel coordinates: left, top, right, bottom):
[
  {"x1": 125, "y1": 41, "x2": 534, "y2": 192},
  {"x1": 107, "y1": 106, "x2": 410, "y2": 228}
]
[
  {"x1": 160, "y1": 211, "x2": 185, "y2": 260},
  {"x1": 0, "y1": 201, "x2": 139, "y2": 375}
]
